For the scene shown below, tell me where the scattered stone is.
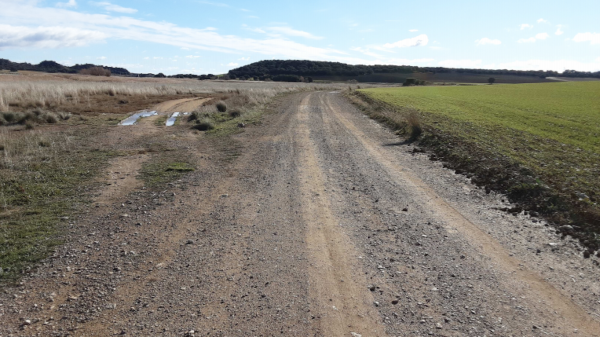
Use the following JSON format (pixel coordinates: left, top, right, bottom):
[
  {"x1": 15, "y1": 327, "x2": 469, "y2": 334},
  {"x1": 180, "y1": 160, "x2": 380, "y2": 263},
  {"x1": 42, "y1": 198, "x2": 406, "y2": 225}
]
[
  {"x1": 436, "y1": 323, "x2": 443, "y2": 329},
  {"x1": 351, "y1": 333, "x2": 362, "y2": 337}
]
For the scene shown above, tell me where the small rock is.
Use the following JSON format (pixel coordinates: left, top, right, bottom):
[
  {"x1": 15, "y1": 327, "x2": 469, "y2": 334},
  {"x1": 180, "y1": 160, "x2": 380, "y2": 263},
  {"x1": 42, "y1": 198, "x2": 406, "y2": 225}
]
[
  {"x1": 373, "y1": 301, "x2": 380, "y2": 307},
  {"x1": 351, "y1": 333, "x2": 362, "y2": 337},
  {"x1": 436, "y1": 323, "x2": 443, "y2": 329},
  {"x1": 23, "y1": 319, "x2": 32, "y2": 325}
]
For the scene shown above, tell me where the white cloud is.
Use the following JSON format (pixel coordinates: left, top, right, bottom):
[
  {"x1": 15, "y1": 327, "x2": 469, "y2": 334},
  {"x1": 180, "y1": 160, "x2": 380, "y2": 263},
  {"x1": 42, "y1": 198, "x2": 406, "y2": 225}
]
[
  {"x1": 537, "y1": 18, "x2": 548, "y2": 23},
  {"x1": 379, "y1": 34, "x2": 429, "y2": 49},
  {"x1": 518, "y1": 32, "x2": 549, "y2": 43},
  {"x1": 520, "y1": 24, "x2": 533, "y2": 30},
  {"x1": 409, "y1": 29, "x2": 418, "y2": 32},
  {"x1": 266, "y1": 27, "x2": 323, "y2": 40},
  {"x1": 556, "y1": 25, "x2": 564, "y2": 36},
  {"x1": 351, "y1": 47, "x2": 384, "y2": 58},
  {"x1": 227, "y1": 62, "x2": 238, "y2": 67},
  {"x1": 185, "y1": 55, "x2": 200, "y2": 59},
  {"x1": 518, "y1": 37, "x2": 536, "y2": 43},
  {"x1": 0, "y1": 24, "x2": 106, "y2": 50},
  {"x1": 56, "y1": 0, "x2": 77, "y2": 7},
  {"x1": 475, "y1": 37, "x2": 501, "y2": 45},
  {"x1": 0, "y1": 2, "x2": 346, "y2": 61},
  {"x1": 239, "y1": 57, "x2": 250, "y2": 61},
  {"x1": 97, "y1": 56, "x2": 106, "y2": 60},
  {"x1": 90, "y1": 2, "x2": 137, "y2": 14},
  {"x1": 573, "y1": 32, "x2": 600, "y2": 45},
  {"x1": 438, "y1": 59, "x2": 482, "y2": 68},
  {"x1": 242, "y1": 25, "x2": 322, "y2": 40}
]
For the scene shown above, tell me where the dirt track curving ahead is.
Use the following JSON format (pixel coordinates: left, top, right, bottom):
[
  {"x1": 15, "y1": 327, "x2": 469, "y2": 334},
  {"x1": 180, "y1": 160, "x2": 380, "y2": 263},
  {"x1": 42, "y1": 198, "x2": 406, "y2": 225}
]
[{"x1": 1, "y1": 92, "x2": 600, "y2": 336}]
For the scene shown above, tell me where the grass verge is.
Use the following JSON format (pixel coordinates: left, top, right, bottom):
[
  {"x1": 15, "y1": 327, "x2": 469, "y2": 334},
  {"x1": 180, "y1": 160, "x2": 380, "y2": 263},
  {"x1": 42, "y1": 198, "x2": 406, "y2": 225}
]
[
  {"x1": 139, "y1": 159, "x2": 195, "y2": 188},
  {"x1": 350, "y1": 84, "x2": 600, "y2": 256},
  {"x1": 0, "y1": 127, "x2": 117, "y2": 283}
]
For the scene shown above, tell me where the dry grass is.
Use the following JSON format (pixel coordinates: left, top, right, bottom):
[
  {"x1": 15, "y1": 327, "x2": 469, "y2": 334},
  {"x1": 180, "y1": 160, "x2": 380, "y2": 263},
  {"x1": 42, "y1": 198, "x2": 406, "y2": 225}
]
[
  {"x1": 0, "y1": 74, "x2": 380, "y2": 113},
  {"x1": 407, "y1": 112, "x2": 422, "y2": 141}
]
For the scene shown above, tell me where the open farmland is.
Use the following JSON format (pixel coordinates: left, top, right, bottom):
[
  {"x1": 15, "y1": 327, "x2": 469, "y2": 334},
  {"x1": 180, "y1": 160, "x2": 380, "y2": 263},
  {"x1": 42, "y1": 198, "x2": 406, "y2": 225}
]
[{"x1": 359, "y1": 82, "x2": 600, "y2": 249}]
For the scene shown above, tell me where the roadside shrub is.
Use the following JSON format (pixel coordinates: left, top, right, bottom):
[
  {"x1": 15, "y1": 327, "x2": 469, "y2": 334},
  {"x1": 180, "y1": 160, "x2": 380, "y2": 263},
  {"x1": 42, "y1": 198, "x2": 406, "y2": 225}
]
[
  {"x1": 0, "y1": 116, "x2": 6, "y2": 126},
  {"x1": 229, "y1": 109, "x2": 241, "y2": 118},
  {"x1": 216, "y1": 101, "x2": 227, "y2": 112},
  {"x1": 407, "y1": 112, "x2": 422, "y2": 141},
  {"x1": 192, "y1": 118, "x2": 214, "y2": 131},
  {"x1": 3, "y1": 112, "x2": 16, "y2": 123},
  {"x1": 25, "y1": 121, "x2": 35, "y2": 130},
  {"x1": 44, "y1": 113, "x2": 58, "y2": 124},
  {"x1": 18, "y1": 112, "x2": 35, "y2": 125}
]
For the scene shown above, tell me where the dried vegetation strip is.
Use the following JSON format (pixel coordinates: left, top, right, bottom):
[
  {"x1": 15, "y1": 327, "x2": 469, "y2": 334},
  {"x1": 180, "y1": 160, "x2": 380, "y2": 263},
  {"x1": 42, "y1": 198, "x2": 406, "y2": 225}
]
[{"x1": 351, "y1": 82, "x2": 600, "y2": 255}]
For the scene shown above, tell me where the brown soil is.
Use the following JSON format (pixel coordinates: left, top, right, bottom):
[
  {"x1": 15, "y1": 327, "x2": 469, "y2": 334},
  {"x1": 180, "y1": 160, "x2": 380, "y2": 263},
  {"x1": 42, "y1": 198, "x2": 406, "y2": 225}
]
[
  {"x1": 1, "y1": 92, "x2": 599, "y2": 337},
  {"x1": 154, "y1": 97, "x2": 212, "y2": 113}
]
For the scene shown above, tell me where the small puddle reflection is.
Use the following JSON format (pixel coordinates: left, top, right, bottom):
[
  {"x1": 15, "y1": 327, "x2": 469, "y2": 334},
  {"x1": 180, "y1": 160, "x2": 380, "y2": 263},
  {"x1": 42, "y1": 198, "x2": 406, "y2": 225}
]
[
  {"x1": 119, "y1": 110, "x2": 158, "y2": 125},
  {"x1": 166, "y1": 112, "x2": 180, "y2": 126}
]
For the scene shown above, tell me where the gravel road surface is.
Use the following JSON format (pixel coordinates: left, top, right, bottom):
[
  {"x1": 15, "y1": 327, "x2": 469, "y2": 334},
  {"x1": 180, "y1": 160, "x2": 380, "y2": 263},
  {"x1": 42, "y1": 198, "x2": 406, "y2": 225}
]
[{"x1": 1, "y1": 92, "x2": 599, "y2": 336}]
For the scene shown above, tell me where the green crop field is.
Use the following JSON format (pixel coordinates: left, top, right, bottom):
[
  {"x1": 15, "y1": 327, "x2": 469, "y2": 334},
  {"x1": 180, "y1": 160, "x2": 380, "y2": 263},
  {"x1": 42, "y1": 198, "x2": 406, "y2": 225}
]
[{"x1": 359, "y1": 82, "x2": 600, "y2": 247}]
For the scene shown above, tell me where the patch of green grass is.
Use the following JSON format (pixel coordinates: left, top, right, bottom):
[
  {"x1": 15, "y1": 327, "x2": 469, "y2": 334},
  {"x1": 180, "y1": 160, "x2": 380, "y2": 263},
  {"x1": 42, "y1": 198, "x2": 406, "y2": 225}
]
[
  {"x1": 139, "y1": 160, "x2": 195, "y2": 188},
  {"x1": 0, "y1": 129, "x2": 116, "y2": 283},
  {"x1": 361, "y1": 82, "x2": 600, "y2": 152},
  {"x1": 154, "y1": 115, "x2": 168, "y2": 126},
  {"x1": 359, "y1": 82, "x2": 600, "y2": 249}
]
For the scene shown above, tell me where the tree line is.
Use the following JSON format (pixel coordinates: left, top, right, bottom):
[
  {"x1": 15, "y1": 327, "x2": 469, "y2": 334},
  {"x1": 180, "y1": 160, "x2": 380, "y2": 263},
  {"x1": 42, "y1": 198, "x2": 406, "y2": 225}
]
[{"x1": 228, "y1": 60, "x2": 600, "y2": 80}]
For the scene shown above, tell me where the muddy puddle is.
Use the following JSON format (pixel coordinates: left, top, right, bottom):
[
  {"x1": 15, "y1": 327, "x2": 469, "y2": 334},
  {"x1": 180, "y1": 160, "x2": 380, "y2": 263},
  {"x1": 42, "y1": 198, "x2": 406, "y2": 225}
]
[
  {"x1": 166, "y1": 112, "x2": 180, "y2": 126},
  {"x1": 165, "y1": 112, "x2": 190, "y2": 126},
  {"x1": 120, "y1": 110, "x2": 158, "y2": 125}
]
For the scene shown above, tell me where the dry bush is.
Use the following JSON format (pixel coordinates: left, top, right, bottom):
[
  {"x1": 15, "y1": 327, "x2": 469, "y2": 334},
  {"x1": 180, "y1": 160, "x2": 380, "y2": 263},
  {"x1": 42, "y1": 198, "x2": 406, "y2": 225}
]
[
  {"x1": 216, "y1": 101, "x2": 227, "y2": 112},
  {"x1": 407, "y1": 112, "x2": 422, "y2": 141},
  {"x1": 80, "y1": 67, "x2": 111, "y2": 77},
  {"x1": 192, "y1": 118, "x2": 215, "y2": 131}
]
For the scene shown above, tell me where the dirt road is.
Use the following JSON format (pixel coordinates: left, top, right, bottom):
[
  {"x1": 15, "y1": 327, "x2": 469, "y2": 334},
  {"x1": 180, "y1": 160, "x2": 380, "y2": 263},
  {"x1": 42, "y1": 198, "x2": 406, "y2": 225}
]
[{"x1": 2, "y1": 92, "x2": 600, "y2": 336}]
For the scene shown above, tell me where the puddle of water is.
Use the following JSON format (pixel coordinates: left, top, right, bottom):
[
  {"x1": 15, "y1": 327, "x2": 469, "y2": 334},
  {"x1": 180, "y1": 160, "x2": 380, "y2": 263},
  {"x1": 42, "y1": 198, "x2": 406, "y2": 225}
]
[
  {"x1": 166, "y1": 112, "x2": 180, "y2": 126},
  {"x1": 119, "y1": 110, "x2": 158, "y2": 126}
]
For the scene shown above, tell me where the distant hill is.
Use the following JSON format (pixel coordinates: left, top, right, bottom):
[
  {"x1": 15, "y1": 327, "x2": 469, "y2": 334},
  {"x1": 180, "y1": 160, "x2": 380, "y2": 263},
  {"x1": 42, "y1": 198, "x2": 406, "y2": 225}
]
[
  {"x1": 229, "y1": 60, "x2": 600, "y2": 83},
  {"x1": 0, "y1": 58, "x2": 130, "y2": 76}
]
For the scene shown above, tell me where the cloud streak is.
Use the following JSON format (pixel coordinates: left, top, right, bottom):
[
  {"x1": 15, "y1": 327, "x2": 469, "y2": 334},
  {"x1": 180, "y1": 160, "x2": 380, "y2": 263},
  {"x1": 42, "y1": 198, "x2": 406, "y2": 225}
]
[
  {"x1": 0, "y1": 24, "x2": 106, "y2": 50},
  {"x1": 475, "y1": 37, "x2": 501, "y2": 45},
  {"x1": 573, "y1": 32, "x2": 600, "y2": 45},
  {"x1": 518, "y1": 32, "x2": 549, "y2": 43},
  {"x1": 90, "y1": 1, "x2": 137, "y2": 14},
  {"x1": 0, "y1": 1, "x2": 344, "y2": 61},
  {"x1": 56, "y1": 0, "x2": 77, "y2": 8},
  {"x1": 378, "y1": 34, "x2": 429, "y2": 50}
]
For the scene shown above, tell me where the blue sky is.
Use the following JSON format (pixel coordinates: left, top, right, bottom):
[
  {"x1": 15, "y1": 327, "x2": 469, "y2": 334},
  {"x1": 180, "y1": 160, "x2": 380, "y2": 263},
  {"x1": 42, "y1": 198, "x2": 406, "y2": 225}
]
[{"x1": 1, "y1": 0, "x2": 599, "y2": 75}]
